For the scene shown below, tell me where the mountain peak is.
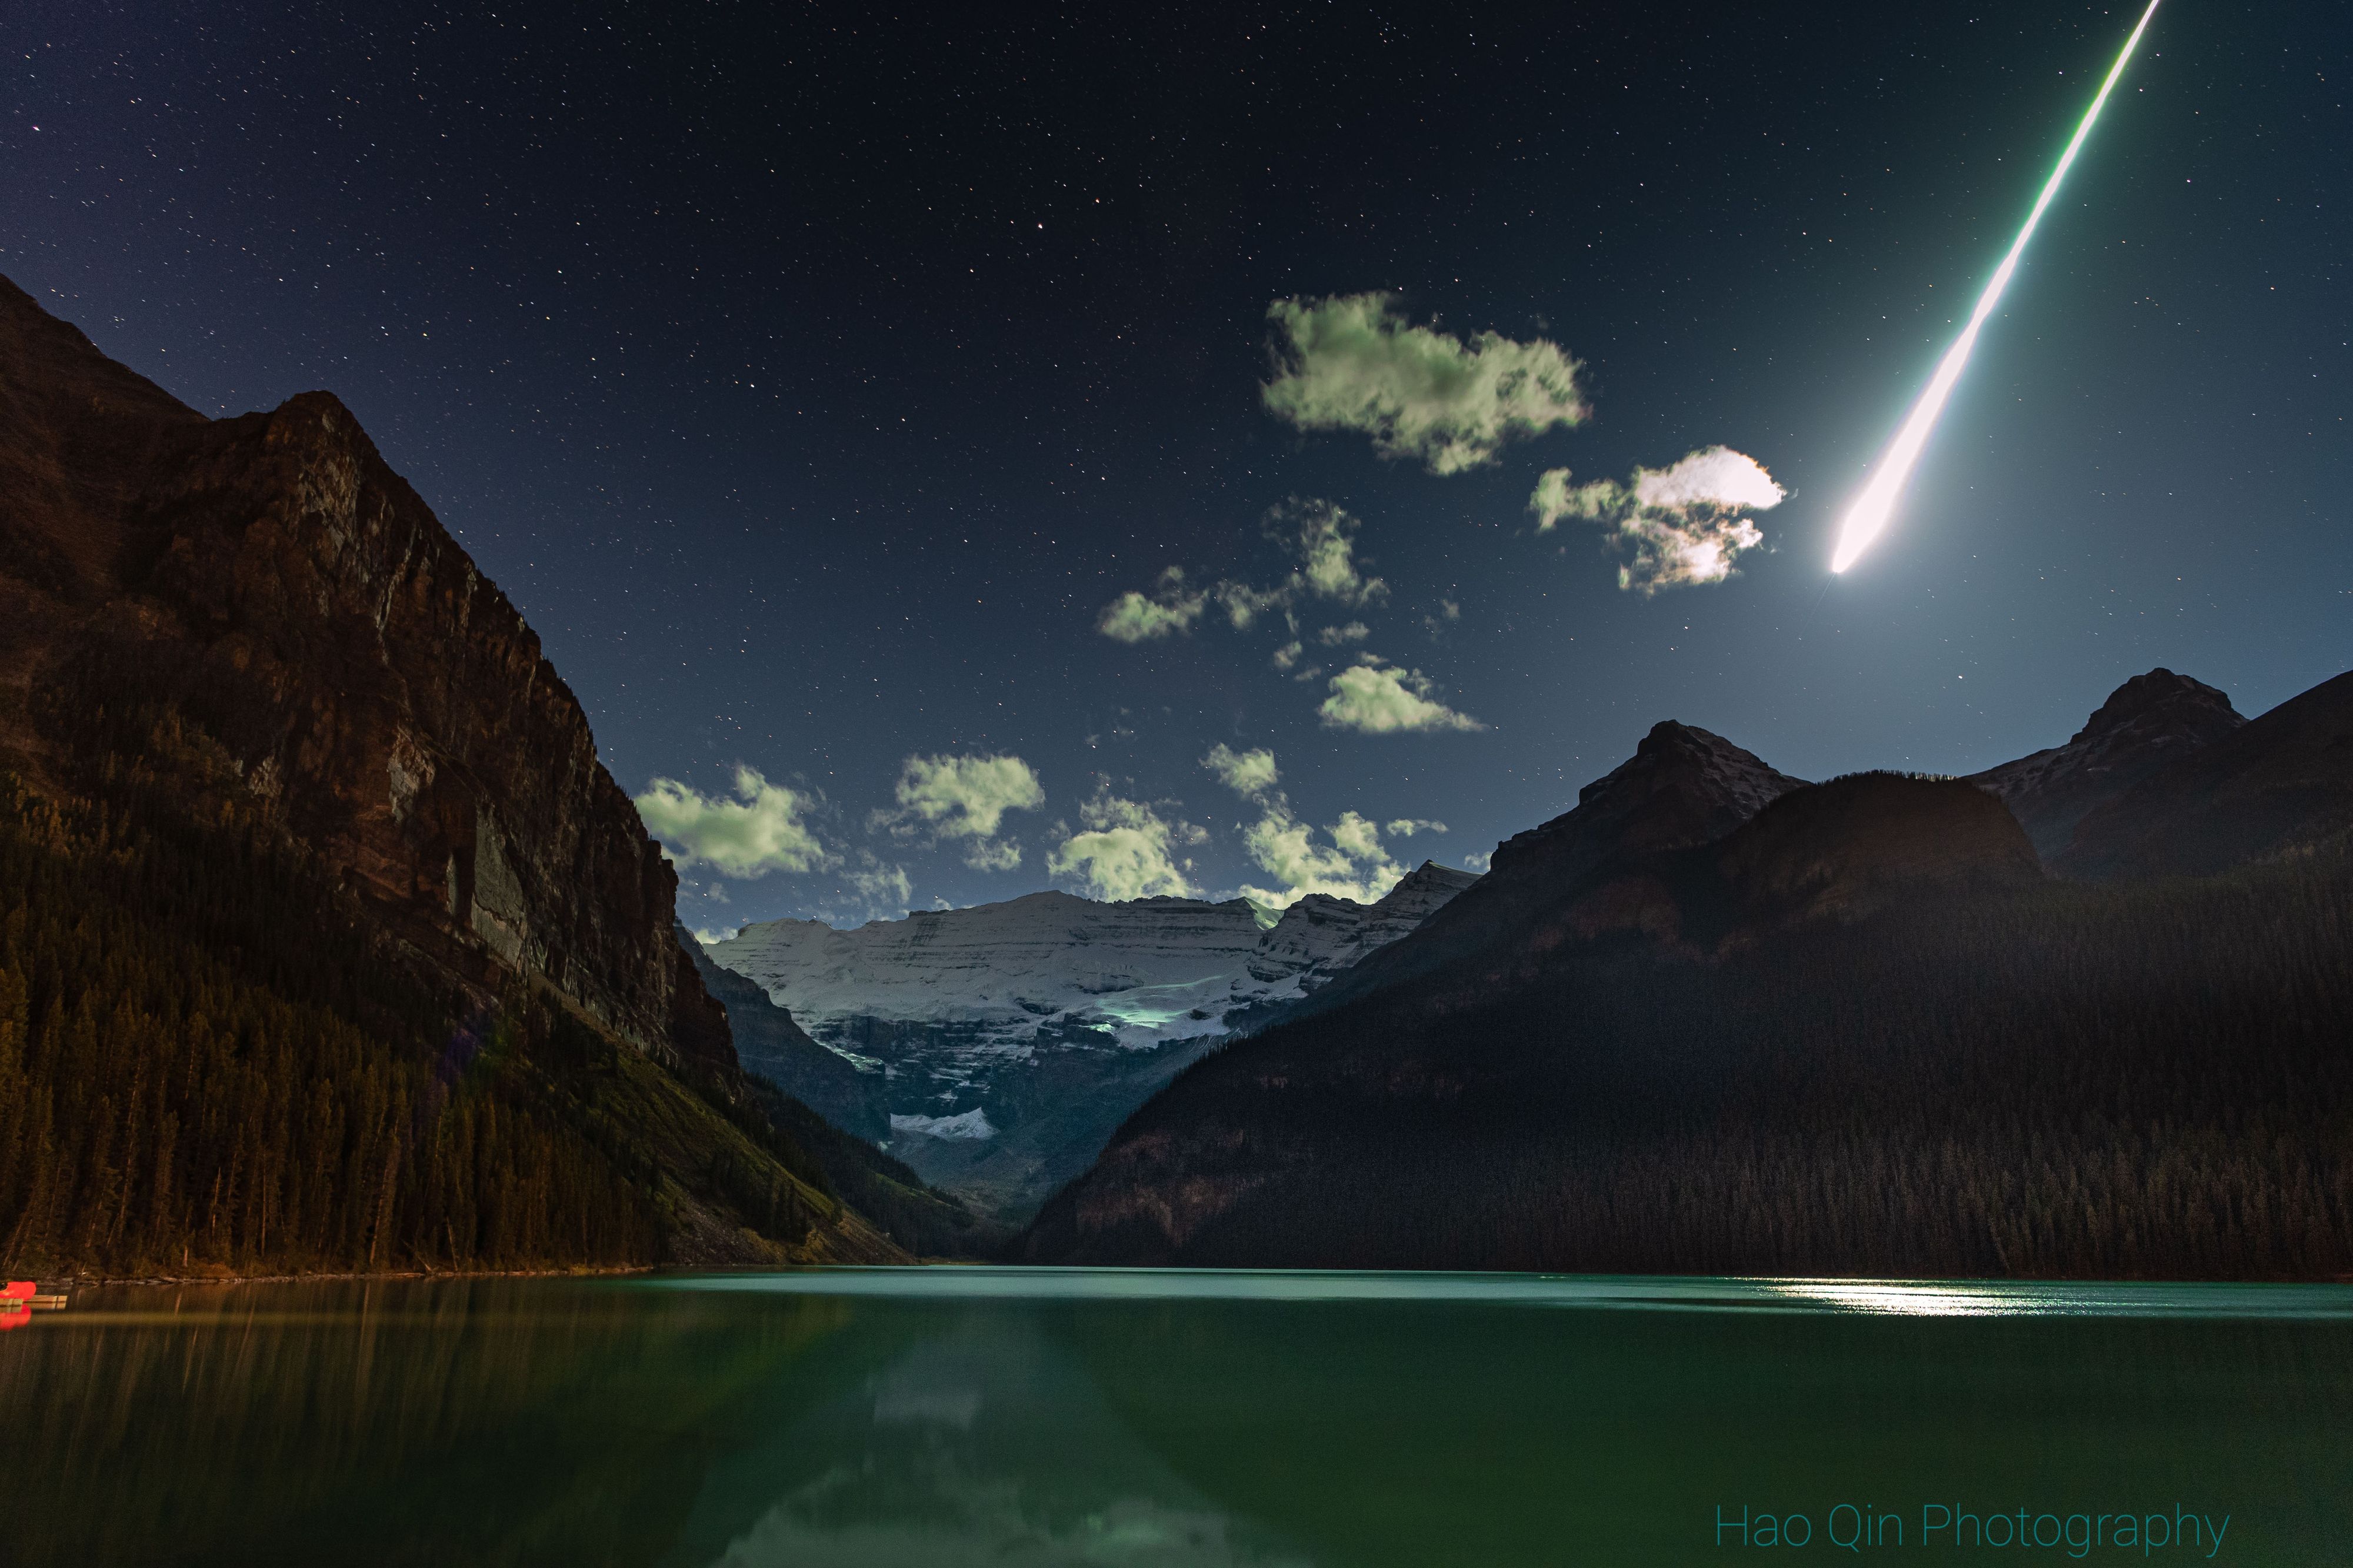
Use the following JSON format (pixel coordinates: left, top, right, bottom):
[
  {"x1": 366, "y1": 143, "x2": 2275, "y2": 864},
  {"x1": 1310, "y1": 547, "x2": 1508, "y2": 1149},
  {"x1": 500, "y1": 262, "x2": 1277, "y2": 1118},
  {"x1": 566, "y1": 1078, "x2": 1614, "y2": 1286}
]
[
  {"x1": 2077, "y1": 668, "x2": 2239, "y2": 744},
  {"x1": 1970, "y1": 668, "x2": 2247, "y2": 859},
  {"x1": 1573, "y1": 720, "x2": 1802, "y2": 818},
  {"x1": 2059, "y1": 668, "x2": 2353, "y2": 880},
  {"x1": 1379, "y1": 859, "x2": 1481, "y2": 904}
]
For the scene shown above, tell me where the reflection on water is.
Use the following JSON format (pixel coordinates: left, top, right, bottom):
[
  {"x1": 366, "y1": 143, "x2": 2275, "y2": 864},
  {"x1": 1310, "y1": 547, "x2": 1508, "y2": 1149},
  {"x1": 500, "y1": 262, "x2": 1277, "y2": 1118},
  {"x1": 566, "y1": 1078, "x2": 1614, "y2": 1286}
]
[
  {"x1": 676, "y1": 1317, "x2": 1309, "y2": 1566},
  {"x1": 2, "y1": 1271, "x2": 2349, "y2": 1566},
  {"x1": 664, "y1": 1266, "x2": 2353, "y2": 1317}
]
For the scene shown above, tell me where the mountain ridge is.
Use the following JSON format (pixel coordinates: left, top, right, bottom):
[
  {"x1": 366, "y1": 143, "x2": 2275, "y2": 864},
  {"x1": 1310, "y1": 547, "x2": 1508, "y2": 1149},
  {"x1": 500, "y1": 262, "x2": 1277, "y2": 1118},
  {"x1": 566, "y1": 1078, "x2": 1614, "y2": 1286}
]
[
  {"x1": 0, "y1": 275, "x2": 898, "y2": 1273},
  {"x1": 1021, "y1": 672, "x2": 2353, "y2": 1276},
  {"x1": 1968, "y1": 668, "x2": 2246, "y2": 860}
]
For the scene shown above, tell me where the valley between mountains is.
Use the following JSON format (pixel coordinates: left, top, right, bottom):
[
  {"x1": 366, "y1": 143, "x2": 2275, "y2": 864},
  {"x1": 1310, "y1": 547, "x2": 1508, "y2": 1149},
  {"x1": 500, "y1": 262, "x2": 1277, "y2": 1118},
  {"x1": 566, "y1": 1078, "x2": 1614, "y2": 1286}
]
[{"x1": 3, "y1": 275, "x2": 2347, "y2": 1280}]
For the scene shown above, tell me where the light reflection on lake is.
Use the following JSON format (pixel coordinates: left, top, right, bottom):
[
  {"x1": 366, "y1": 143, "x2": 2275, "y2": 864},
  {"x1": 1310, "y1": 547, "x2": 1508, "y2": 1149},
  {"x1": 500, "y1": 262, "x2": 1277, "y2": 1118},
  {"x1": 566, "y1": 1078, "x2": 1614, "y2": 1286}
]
[{"x1": 2, "y1": 1270, "x2": 2349, "y2": 1565}]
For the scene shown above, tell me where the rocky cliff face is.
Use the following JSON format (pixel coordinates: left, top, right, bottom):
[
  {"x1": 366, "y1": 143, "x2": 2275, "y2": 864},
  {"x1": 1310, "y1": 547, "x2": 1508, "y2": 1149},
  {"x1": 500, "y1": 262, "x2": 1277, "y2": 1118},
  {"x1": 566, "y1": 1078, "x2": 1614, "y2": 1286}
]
[
  {"x1": 1969, "y1": 669, "x2": 2246, "y2": 860},
  {"x1": 1285, "y1": 721, "x2": 1806, "y2": 1019},
  {"x1": 0, "y1": 274, "x2": 726, "y2": 1072},
  {"x1": 2055, "y1": 670, "x2": 2353, "y2": 880}
]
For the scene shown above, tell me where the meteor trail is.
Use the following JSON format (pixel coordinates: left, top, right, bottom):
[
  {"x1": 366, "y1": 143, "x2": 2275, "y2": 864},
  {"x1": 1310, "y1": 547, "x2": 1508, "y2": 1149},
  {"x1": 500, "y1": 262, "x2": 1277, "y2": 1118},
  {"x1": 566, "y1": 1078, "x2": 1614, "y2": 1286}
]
[{"x1": 1829, "y1": 0, "x2": 2165, "y2": 575}]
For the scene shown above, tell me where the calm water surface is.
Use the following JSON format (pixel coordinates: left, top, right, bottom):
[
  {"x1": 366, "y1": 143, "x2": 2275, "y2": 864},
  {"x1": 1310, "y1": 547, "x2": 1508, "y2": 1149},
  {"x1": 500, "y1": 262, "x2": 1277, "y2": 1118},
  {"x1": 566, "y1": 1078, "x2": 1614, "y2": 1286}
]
[{"x1": 3, "y1": 1270, "x2": 2349, "y2": 1565}]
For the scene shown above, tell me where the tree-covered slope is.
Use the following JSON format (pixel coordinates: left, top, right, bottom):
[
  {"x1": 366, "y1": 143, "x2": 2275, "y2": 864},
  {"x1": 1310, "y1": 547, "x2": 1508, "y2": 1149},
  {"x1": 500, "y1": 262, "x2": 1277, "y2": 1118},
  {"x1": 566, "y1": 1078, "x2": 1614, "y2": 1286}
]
[{"x1": 1024, "y1": 776, "x2": 2353, "y2": 1279}]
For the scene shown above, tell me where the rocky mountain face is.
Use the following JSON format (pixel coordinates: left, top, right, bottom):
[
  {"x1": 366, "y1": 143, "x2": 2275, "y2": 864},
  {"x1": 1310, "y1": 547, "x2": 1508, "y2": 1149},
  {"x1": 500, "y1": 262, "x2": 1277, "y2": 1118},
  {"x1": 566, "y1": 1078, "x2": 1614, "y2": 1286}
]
[
  {"x1": 1022, "y1": 686, "x2": 2353, "y2": 1275},
  {"x1": 1541, "y1": 772, "x2": 2042, "y2": 955},
  {"x1": 1283, "y1": 721, "x2": 1805, "y2": 1021},
  {"x1": 2055, "y1": 670, "x2": 2353, "y2": 880},
  {"x1": 1968, "y1": 669, "x2": 2246, "y2": 860},
  {"x1": 0, "y1": 276, "x2": 894, "y2": 1271},
  {"x1": 0, "y1": 275, "x2": 722, "y2": 1069},
  {"x1": 701, "y1": 863, "x2": 1477, "y2": 1219}
]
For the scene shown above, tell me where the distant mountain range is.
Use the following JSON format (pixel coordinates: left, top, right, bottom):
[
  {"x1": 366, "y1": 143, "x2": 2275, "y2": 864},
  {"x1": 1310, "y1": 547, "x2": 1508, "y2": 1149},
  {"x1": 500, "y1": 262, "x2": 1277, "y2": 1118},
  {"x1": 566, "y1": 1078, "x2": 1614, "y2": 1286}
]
[
  {"x1": 700, "y1": 863, "x2": 1477, "y2": 1219},
  {"x1": 1021, "y1": 668, "x2": 2353, "y2": 1277},
  {"x1": 0, "y1": 276, "x2": 916, "y2": 1275}
]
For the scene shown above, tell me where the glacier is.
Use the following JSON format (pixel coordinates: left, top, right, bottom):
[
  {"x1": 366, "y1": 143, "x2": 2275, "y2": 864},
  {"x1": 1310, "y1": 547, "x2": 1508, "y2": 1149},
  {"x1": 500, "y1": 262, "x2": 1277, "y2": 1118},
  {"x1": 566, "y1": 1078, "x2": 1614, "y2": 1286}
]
[{"x1": 701, "y1": 862, "x2": 1477, "y2": 1220}]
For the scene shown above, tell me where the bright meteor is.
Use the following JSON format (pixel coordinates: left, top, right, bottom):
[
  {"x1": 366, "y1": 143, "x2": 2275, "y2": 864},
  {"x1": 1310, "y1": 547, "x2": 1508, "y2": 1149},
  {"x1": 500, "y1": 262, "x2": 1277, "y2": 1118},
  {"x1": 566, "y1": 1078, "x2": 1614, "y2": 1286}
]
[{"x1": 1829, "y1": 0, "x2": 2165, "y2": 575}]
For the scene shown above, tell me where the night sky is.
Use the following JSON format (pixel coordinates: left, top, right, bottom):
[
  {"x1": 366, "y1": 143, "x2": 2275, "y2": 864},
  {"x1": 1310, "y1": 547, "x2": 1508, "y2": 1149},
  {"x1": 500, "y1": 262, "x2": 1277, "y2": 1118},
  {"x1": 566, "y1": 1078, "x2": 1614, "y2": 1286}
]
[{"x1": 9, "y1": 1, "x2": 2347, "y2": 929}]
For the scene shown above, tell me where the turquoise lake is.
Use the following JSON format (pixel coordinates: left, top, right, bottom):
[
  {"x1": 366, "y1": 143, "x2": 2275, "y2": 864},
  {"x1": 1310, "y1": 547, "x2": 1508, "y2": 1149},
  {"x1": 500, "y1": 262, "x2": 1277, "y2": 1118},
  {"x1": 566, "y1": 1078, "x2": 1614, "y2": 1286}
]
[{"x1": 4, "y1": 1270, "x2": 2349, "y2": 1564}]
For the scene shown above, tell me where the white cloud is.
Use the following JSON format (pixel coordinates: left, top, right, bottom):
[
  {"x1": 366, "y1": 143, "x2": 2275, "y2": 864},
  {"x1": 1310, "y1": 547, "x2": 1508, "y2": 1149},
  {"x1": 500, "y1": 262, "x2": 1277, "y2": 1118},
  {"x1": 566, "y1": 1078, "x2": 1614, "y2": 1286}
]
[
  {"x1": 1531, "y1": 446, "x2": 1784, "y2": 593},
  {"x1": 1097, "y1": 567, "x2": 1207, "y2": 642},
  {"x1": 1046, "y1": 789, "x2": 1202, "y2": 902},
  {"x1": 1631, "y1": 445, "x2": 1787, "y2": 512},
  {"x1": 1104, "y1": 499, "x2": 1386, "y2": 651},
  {"x1": 845, "y1": 855, "x2": 914, "y2": 916},
  {"x1": 1528, "y1": 466, "x2": 1601, "y2": 532},
  {"x1": 1271, "y1": 640, "x2": 1305, "y2": 672},
  {"x1": 1201, "y1": 743, "x2": 1280, "y2": 799},
  {"x1": 1237, "y1": 801, "x2": 1405, "y2": 909},
  {"x1": 635, "y1": 766, "x2": 827, "y2": 878},
  {"x1": 1212, "y1": 579, "x2": 1291, "y2": 631},
  {"x1": 1317, "y1": 621, "x2": 1370, "y2": 646},
  {"x1": 1462, "y1": 849, "x2": 1492, "y2": 873},
  {"x1": 881, "y1": 752, "x2": 1045, "y2": 870},
  {"x1": 1384, "y1": 818, "x2": 1448, "y2": 836},
  {"x1": 1262, "y1": 293, "x2": 1589, "y2": 474},
  {"x1": 1318, "y1": 659, "x2": 1484, "y2": 735},
  {"x1": 1275, "y1": 498, "x2": 1387, "y2": 609}
]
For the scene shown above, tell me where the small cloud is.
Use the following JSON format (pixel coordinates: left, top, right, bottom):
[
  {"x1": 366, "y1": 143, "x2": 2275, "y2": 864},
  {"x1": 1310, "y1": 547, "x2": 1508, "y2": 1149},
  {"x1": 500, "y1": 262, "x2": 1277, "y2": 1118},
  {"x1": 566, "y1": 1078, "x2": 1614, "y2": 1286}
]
[
  {"x1": 1461, "y1": 849, "x2": 1492, "y2": 873},
  {"x1": 962, "y1": 838, "x2": 1024, "y2": 872},
  {"x1": 1262, "y1": 292, "x2": 1588, "y2": 473},
  {"x1": 1318, "y1": 659, "x2": 1484, "y2": 735},
  {"x1": 1097, "y1": 566, "x2": 1207, "y2": 642},
  {"x1": 689, "y1": 926, "x2": 735, "y2": 948},
  {"x1": 1046, "y1": 788, "x2": 1202, "y2": 902},
  {"x1": 635, "y1": 766, "x2": 827, "y2": 878},
  {"x1": 1275, "y1": 498, "x2": 1387, "y2": 609},
  {"x1": 879, "y1": 752, "x2": 1045, "y2": 870},
  {"x1": 1237, "y1": 801, "x2": 1405, "y2": 909},
  {"x1": 1532, "y1": 446, "x2": 1784, "y2": 592},
  {"x1": 1271, "y1": 640, "x2": 1305, "y2": 672},
  {"x1": 844, "y1": 855, "x2": 913, "y2": 916},
  {"x1": 1317, "y1": 621, "x2": 1371, "y2": 646},
  {"x1": 1384, "y1": 818, "x2": 1448, "y2": 836},
  {"x1": 1202, "y1": 743, "x2": 1280, "y2": 799},
  {"x1": 1213, "y1": 579, "x2": 1291, "y2": 631},
  {"x1": 1108, "y1": 499, "x2": 1385, "y2": 651},
  {"x1": 1630, "y1": 446, "x2": 1787, "y2": 512},
  {"x1": 1528, "y1": 466, "x2": 1598, "y2": 532}
]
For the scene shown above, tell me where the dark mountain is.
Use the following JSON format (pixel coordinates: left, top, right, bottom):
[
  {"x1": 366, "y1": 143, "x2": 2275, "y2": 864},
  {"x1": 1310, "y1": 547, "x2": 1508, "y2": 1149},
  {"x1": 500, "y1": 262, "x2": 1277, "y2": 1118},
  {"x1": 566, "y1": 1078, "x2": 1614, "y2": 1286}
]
[
  {"x1": 1969, "y1": 669, "x2": 2245, "y2": 860},
  {"x1": 1022, "y1": 705, "x2": 2353, "y2": 1279},
  {"x1": 2057, "y1": 670, "x2": 2353, "y2": 881},
  {"x1": 0, "y1": 276, "x2": 899, "y2": 1275},
  {"x1": 1277, "y1": 720, "x2": 1804, "y2": 1020}
]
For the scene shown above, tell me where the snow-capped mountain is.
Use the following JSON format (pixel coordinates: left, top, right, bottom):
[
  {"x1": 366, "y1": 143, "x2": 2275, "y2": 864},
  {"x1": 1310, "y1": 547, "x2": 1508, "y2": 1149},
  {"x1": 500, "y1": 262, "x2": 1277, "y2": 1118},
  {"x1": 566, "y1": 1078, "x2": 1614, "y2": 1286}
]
[{"x1": 699, "y1": 862, "x2": 1477, "y2": 1219}]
